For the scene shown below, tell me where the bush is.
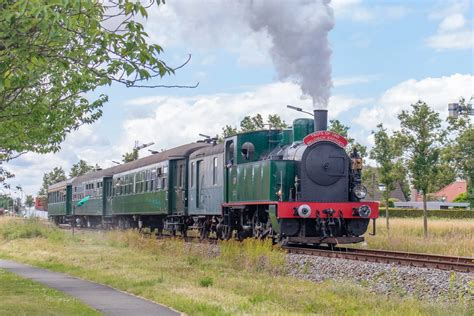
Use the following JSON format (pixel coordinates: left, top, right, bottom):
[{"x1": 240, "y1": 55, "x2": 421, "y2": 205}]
[
  {"x1": 453, "y1": 192, "x2": 467, "y2": 202},
  {"x1": 379, "y1": 208, "x2": 474, "y2": 219}
]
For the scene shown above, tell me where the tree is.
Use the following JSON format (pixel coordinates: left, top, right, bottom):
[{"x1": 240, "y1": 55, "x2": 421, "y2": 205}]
[
  {"x1": 445, "y1": 97, "x2": 473, "y2": 207},
  {"x1": 221, "y1": 125, "x2": 238, "y2": 138},
  {"x1": 69, "y1": 160, "x2": 95, "y2": 177},
  {"x1": 219, "y1": 114, "x2": 288, "y2": 142},
  {"x1": 0, "y1": 0, "x2": 193, "y2": 166},
  {"x1": 329, "y1": 119, "x2": 367, "y2": 159},
  {"x1": 38, "y1": 167, "x2": 66, "y2": 196},
  {"x1": 395, "y1": 101, "x2": 445, "y2": 237},
  {"x1": 370, "y1": 124, "x2": 403, "y2": 230},
  {"x1": 122, "y1": 149, "x2": 139, "y2": 163},
  {"x1": 25, "y1": 195, "x2": 34, "y2": 209},
  {"x1": 14, "y1": 197, "x2": 22, "y2": 213},
  {"x1": 267, "y1": 114, "x2": 289, "y2": 129},
  {"x1": 240, "y1": 114, "x2": 264, "y2": 132}
]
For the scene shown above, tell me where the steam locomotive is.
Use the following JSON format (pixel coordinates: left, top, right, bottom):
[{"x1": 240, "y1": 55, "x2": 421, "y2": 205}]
[{"x1": 48, "y1": 109, "x2": 378, "y2": 244}]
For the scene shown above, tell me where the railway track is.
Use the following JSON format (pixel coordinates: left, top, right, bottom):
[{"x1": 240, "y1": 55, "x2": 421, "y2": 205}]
[{"x1": 284, "y1": 245, "x2": 474, "y2": 273}]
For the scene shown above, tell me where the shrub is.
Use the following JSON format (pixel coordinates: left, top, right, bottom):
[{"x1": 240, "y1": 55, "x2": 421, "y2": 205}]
[
  {"x1": 453, "y1": 192, "x2": 467, "y2": 203},
  {"x1": 199, "y1": 276, "x2": 213, "y2": 287}
]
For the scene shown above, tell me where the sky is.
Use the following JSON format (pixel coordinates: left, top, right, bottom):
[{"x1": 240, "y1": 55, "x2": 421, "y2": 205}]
[{"x1": 4, "y1": 0, "x2": 474, "y2": 199}]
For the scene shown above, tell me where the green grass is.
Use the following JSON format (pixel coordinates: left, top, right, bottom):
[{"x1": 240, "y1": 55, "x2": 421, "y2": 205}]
[
  {"x1": 0, "y1": 268, "x2": 100, "y2": 315},
  {"x1": 0, "y1": 217, "x2": 472, "y2": 315}
]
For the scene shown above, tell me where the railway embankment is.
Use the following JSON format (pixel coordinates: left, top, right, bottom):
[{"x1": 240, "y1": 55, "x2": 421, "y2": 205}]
[{"x1": 0, "y1": 217, "x2": 472, "y2": 315}]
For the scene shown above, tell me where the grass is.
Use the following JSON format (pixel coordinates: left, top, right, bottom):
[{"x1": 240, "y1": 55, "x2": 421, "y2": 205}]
[
  {"x1": 0, "y1": 268, "x2": 100, "y2": 315},
  {"x1": 0, "y1": 217, "x2": 472, "y2": 315},
  {"x1": 355, "y1": 217, "x2": 474, "y2": 257}
]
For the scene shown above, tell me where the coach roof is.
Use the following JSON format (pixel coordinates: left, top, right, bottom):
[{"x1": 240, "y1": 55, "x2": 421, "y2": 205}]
[
  {"x1": 190, "y1": 143, "x2": 224, "y2": 159},
  {"x1": 71, "y1": 142, "x2": 210, "y2": 184}
]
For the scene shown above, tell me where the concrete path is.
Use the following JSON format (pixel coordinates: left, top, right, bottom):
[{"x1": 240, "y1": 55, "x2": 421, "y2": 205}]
[{"x1": 0, "y1": 259, "x2": 180, "y2": 316}]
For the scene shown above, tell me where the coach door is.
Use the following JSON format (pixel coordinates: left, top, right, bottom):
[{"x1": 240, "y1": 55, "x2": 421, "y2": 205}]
[
  {"x1": 102, "y1": 177, "x2": 113, "y2": 216},
  {"x1": 196, "y1": 160, "x2": 202, "y2": 209},
  {"x1": 170, "y1": 159, "x2": 186, "y2": 215}
]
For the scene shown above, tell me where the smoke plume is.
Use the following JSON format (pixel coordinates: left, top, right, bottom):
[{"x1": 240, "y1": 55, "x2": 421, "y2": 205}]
[
  {"x1": 242, "y1": 0, "x2": 335, "y2": 108},
  {"x1": 150, "y1": 0, "x2": 335, "y2": 108}
]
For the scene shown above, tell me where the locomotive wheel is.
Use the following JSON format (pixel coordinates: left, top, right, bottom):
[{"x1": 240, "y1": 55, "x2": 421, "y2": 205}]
[{"x1": 252, "y1": 213, "x2": 263, "y2": 239}]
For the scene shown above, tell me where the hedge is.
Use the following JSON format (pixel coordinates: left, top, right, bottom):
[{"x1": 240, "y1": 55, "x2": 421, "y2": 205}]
[{"x1": 378, "y1": 208, "x2": 474, "y2": 219}]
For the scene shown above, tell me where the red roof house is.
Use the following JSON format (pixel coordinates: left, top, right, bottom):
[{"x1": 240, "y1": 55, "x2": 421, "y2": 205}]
[{"x1": 411, "y1": 180, "x2": 467, "y2": 202}]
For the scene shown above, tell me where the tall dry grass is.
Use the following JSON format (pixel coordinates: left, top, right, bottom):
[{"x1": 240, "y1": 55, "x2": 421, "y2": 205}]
[{"x1": 358, "y1": 218, "x2": 474, "y2": 256}]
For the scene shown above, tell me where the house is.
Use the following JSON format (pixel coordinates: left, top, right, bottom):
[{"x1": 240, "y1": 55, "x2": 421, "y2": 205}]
[{"x1": 411, "y1": 180, "x2": 466, "y2": 202}]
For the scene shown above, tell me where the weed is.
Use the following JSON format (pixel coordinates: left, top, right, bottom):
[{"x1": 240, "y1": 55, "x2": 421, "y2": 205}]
[{"x1": 199, "y1": 276, "x2": 213, "y2": 287}]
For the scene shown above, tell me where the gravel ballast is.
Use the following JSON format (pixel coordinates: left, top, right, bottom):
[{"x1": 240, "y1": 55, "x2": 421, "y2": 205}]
[{"x1": 286, "y1": 253, "x2": 473, "y2": 303}]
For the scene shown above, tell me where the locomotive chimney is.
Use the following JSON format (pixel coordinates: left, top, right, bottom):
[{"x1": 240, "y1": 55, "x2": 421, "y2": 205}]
[{"x1": 313, "y1": 109, "x2": 328, "y2": 131}]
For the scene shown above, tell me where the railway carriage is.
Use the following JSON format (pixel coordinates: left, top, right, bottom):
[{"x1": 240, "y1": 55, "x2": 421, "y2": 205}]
[
  {"x1": 47, "y1": 179, "x2": 73, "y2": 225},
  {"x1": 48, "y1": 110, "x2": 379, "y2": 244}
]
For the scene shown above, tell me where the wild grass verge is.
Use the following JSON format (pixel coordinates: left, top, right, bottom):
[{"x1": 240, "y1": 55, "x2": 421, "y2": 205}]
[
  {"x1": 357, "y1": 218, "x2": 474, "y2": 256},
  {"x1": 0, "y1": 217, "x2": 471, "y2": 315}
]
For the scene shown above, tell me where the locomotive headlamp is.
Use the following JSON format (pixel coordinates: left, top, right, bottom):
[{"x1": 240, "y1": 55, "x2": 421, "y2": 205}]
[
  {"x1": 297, "y1": 204, "x2": 312, "y2": 218},
  {"x1": 353, "y1": 184, "x2": 367, "y2": 199},
  {"x1": 358, "y1": 205, "x2": 371, "y2": 218}
]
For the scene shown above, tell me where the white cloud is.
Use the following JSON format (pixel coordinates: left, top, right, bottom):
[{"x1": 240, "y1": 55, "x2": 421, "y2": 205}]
[
  {"x1": 439, "y1": 13, "x2": 466, "y2": 31},
  {"x1": 425, "y1": 1, "x2": 473, "y2": 50},
  {"x1": 353, "y1": 73, "x2": 473, "y2": 137}
]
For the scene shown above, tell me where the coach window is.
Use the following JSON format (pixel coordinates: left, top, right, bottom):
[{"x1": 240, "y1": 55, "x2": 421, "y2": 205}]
[
  {"x1": 241, "y1": 142, "x2": 255, "y2": 160},
  {"x1": 213, "y1": 157, "x2": 218, "y2": 185},
  {"x1": 191, "y1": 162, "x2": 195, "y2": 187},
  {"x1": 178, "y1": 165, "x2": 183, "y2": 188},
  {"x1": 225, "y1": 141, "x2": 234, "y2": 166}
]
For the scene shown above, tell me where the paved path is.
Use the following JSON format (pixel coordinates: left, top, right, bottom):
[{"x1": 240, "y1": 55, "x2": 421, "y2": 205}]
[{"x1": 0, "y1": 259, "x2": 180, "y2": 316}]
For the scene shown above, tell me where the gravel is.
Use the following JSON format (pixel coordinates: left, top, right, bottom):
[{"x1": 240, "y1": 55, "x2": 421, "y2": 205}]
[{"x1": 286, "y1": 253, "x2": 473, "y2": 303}]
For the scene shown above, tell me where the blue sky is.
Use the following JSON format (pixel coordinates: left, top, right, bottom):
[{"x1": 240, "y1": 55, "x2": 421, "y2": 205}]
[{"x1": 5, "y1": 0, "x2": 473, "y2": 198}]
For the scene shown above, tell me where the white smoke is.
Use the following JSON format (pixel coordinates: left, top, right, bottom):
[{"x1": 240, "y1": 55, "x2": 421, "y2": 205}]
[
  {"x1": 148, "y1": 0, "x2": 335, "y2": 108},
  {"x1": 243, "y1": 0, "x2": 335, "y2": 108}
]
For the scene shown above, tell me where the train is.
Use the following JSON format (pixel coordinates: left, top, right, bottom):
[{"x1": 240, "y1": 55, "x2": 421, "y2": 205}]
[{"x1": 48, "y1": 109, "x2": 379, "y2": 244}]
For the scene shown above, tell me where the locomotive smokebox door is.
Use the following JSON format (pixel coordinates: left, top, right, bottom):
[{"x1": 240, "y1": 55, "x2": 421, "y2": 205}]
[{"x1": 301, "y1": 142, "x2": 349, "y2": 202}]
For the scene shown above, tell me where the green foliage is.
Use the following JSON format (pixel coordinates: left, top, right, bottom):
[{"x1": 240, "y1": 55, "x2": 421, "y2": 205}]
[
  {"x1": 240, "y1": 114, "x2": 265, "y2": 132},
  {"x1": 379, "y1": 208, "x2": 474, "y2": 219},
  {"x1": 370, "y1": 124, "x2": 405, "y2": 226},
  {"x1": 220, "y1": 114, "x2": 288, "y2": 142},
  {"x1": 0, "y1": 0, "x2": 181, "y2": 165},
  {"x1": 395, "y1": 101, "x2": 446, "y2": 236},
  {"x1": 0, "y1": 218, "x2": 65, "y2": 241},
  {"x1": 69, "y1": 160, "x2": 95, "y2": 177},
  {"x1": 38, "y1": 167, "x2": 66, "y2": 196},
  {"x1": 25, "y1": 195, "x2": 34, "y2": 208},
  {"x1": 396, "y1": 101, "x2": 445, "y2": 195},
  {"x1": 122, "y1": 148, "x2": 139, "y2": 163},
  {"x1": 198, "y1": 276, "x2": 213, "y2": 287},
  {"x1": 329, "y1": 119, "x2": 367, "y2": 158},
  {"x1": 267, "y1": 114, "x2": 289, "y2": 129},
  {"x1": 453, "y1": 192, "x2": 467, "y2": 203}
]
